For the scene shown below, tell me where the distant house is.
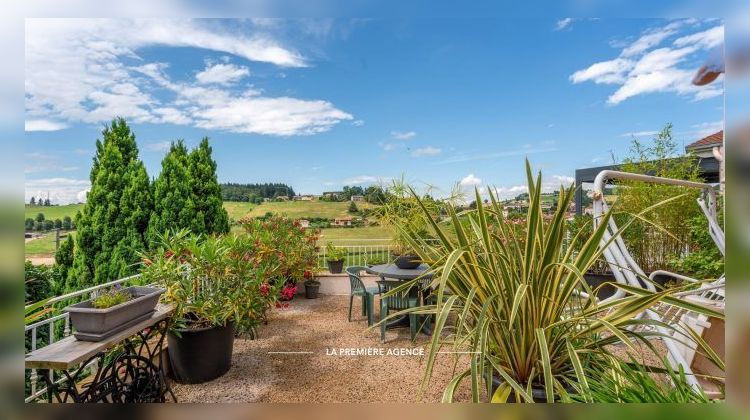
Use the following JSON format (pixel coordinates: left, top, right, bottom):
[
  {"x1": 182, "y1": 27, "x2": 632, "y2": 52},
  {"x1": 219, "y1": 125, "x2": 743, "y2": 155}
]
[
  {"x1": 298, "y1": 219, "x2": 310, "y2": 228},
  {"x1": 686, "y1": 130, "x2": 723, "y2": 158},
  {"x1": 294, "y1": 195, "x2": 316, "y2": 201},
  {"x1": 350, "y1": 195, "x2": 364, "y2": 202},
  {"x1": 323, "y1": 191, "x2": 343, "y2": 200},
  {"x1": 332, "y1": 216, "x2": 354, "y2": 227},
  {"x1": 275, "y1": 195, "x2": 290, "y2": 201}
]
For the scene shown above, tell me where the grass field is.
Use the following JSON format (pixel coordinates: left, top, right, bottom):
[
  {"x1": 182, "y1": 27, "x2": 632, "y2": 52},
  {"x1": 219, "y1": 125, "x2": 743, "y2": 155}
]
[
  {"x1": 223, "y1": 201, "x2": 257, "y2": 220},
  {"x1": 25, "y1": 231, "x2": 74, "y2": 257},
  {"x1": 25, "y1": 204, "x2": 84, "y2": 221},
  {"x1": 317, "y1": 226, "x2": 391, "y2": 242},
  {"x1": 244, "y1": 200, "x2": 376, "y2": 220}
]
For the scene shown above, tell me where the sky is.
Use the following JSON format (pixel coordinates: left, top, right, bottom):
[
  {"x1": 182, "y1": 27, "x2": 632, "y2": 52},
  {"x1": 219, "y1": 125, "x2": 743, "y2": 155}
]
[{"x1": 24, "y1": 18, "x2": 724, "y2": 204}]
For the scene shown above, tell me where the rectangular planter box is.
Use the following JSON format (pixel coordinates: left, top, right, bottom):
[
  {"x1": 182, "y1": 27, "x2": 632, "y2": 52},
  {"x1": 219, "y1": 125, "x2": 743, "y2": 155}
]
[{"x1": 64, "y1": 286, "x2": 165, "y2": 342}]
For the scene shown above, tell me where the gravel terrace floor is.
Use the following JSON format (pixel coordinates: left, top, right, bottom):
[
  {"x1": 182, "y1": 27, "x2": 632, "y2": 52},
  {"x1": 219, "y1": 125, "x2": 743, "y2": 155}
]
[
  {"x1": 170, "y1": 294, "x2": 667, "y2": 403},
  {"x1": 171, "y1": 294, "x2": 478, "y2": 403}
]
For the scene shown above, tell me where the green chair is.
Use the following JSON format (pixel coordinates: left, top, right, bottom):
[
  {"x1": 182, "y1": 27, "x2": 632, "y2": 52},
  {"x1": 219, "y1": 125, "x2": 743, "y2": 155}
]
[
  {"x1": 377, "y1": 278, "x2": 418, "y2": 343},
  {"x1": 345, "y1": 266, "x2": 381, "y2": 326}
]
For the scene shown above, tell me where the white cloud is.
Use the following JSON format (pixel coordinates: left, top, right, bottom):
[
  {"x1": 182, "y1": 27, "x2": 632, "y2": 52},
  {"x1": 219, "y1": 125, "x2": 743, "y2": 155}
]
[
  {"x1": 487, "y1": 174, "x2": 574, "y2": 200},
  {"x1": 24, "y1": 152, "x2": 78, "y2": 174},
  {"x1": 196, "y1": 63, "x2": 250, "y2": 85},
  {"x1": 25, "y1": 177, "x2": 91, "y2": 204},
  {"x1": 674, "y1": 26, "x2": 724, "y2": 50},
  {"x1": 490, "y1": 185, "x2": 528, "y2": 199},
  {"x1": 570, "y1": 21, "x2": 724, "y2": 105},
  {"x1": 621, "y1": 130, "x2": 659, "y2": 137},
  {"x1": 548, "y1": 174, "x2": 575, "y2": 188},
  {"x1": 25, "y1": 119, "x2": 68, "y2": 132},
  {"x1": 380, "y1": 142, "x2": 402, "y2": 152},
  {"x1": 439, "y1": 145, "x2": 557, "y2": 164},
  {"x1": 194, "y1": 93, "x2": 353, "y2": 136},
  {"x1": 621, "y1": 25, "x2": 679, "y2": 57},
  {"x1": 25, "y1": 19, "x2": 355, "y2": 136},
  {"x1": 391, "y1": 130, "x2": 416, "y2": 140},
  {"x1": 555, "y1": 18, "x2": 573, "y2": 31},
  {"x1": 570, "y1": 58, "x2": 634, "y2": 85},
  {"x1": 411, "y1": 146, "x2": 441, "y2": 157},
  {"x1": 144, "y1": 141, "x2": 172, "y2": 152},
  {"x1": 460, "y1": 174, "x2": 482, "y2": 187},
  {"x1": 352, "y1": 119, "x2": 365, "y2": 127},
  {"x1": 689, "y1": 120, "x2": 724, "y2": 138}
]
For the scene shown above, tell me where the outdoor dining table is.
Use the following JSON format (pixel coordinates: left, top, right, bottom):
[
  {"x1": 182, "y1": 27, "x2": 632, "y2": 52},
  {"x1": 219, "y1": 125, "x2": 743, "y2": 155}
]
[{"x1": 365, "y1": 263, "x2": 433, "y2": 334}]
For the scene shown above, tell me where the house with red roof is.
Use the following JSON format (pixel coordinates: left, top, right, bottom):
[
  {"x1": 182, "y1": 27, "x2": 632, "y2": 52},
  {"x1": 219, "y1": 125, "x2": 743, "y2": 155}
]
[{"x1": 686, "y1": 130, "x2": 723, "y2": 158}]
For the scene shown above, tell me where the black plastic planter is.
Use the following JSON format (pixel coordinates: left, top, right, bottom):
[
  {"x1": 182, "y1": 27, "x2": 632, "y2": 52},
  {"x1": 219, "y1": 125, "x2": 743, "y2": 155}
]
[
  {"x1": 304, "y1": 281, "x2": 320, "y2": 298},
  {"x1": 394, "y1": 254, "x2": 421, "y2": 269},
  {"x1": 167, "y1": 321, "x2": 234, "y2": 384},
  {"x1": 582, "y1": 272, "x2": 617, "y2": 300},
  {"x1": 327, "y1": 259, "x2": 344, "y2": 274}
]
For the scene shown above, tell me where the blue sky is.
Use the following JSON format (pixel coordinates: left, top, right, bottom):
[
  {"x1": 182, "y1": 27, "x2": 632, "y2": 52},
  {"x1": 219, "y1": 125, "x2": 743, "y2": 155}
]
[{"x1": 24, "y1": 18, "x2": 724, "y2": 203}]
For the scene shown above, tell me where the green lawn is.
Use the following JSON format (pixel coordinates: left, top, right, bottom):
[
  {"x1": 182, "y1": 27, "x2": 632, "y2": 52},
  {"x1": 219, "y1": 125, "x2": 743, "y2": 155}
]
[
  {"x1": 244, "y1": 200, "x2": 376, "y2": 220},
  {"x1": 25, "y1": 204, "x2": 84, "y2": 221},
  {"x1": 223, "y1": 201, "x2": 257, "y2": 221},
  {"x1": 25, "y1": 231, "x2": 74, "y2": 257},
  {"x1": 318, "y1": 226, "x2": 391, "y2": 242}
]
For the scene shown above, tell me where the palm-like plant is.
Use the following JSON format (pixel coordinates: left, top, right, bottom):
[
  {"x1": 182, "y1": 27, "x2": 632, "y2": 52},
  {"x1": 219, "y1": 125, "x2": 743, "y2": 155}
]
[{"x1": 393, "y1": 160, "x2": 723, "y2": 402}]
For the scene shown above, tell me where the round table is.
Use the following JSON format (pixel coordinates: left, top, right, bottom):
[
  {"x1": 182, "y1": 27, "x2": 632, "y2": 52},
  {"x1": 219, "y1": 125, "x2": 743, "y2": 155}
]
[
  {"x1": 365, "y1": 263, "x2": 433, "y2": 334},
  {"x1": 365, "y1": 263, "x2": 431, "y2": 280}
]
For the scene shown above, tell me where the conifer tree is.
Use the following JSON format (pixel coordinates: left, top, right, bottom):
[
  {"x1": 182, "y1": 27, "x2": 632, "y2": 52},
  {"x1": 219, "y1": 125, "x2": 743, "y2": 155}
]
[
  {"x1": 148, "y1": 140, "x2": 196, "y2": 245},
  {"x1": 66, "y1": 118, "x2": 152, "y2": 290},
  {"x1": 189, "y1": 138, "x2": 229, "y2": 235}
]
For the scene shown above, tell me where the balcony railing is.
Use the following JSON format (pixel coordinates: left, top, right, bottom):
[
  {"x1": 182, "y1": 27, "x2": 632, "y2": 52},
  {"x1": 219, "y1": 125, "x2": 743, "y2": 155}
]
[
  {"x1": 24, "y1": 274, "x2": 150, "y2": 402},
  {"x1": 316, "y1": 239, "x2": 395, "y2": 270}
]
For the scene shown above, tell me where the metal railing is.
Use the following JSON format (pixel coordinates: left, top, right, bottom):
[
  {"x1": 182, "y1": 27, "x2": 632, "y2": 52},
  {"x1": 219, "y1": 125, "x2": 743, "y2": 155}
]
[
  {"x1": 316, "y1": 239, "x2": 394, "y2": 270},
  {"x1": 24, "y1": 274, "x2": 148, "y2": 402}
]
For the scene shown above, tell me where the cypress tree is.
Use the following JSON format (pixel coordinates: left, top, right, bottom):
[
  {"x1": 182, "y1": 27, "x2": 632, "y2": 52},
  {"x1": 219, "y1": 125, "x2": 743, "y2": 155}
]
[
  {"x1": 67, "y1": 118, "x2": 152, "y2": 290},
  {"x1": 189, "y1": 138, "x2": 229, "y2": 235},
  {"x1": 148, "y1": 140, "x2": 196, "y2": 245}
]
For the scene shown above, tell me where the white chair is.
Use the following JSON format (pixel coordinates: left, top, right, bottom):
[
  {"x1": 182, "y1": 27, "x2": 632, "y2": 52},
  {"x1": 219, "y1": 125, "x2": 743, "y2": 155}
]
[{"x1": 591, "y1": 170, "x2": 724, "y2": 391}]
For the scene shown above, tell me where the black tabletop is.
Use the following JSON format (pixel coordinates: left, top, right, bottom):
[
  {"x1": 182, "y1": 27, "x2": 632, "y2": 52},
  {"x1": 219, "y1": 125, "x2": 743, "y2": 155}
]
[{"x1": 365, "y1": 263, "x2": 431, "y2": 280}]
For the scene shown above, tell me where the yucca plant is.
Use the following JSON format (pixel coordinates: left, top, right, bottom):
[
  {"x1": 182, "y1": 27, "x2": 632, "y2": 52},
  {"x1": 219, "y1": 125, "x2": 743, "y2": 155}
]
[{"x1": 389, "y1": 160, "x2": 723, "y2": 403}]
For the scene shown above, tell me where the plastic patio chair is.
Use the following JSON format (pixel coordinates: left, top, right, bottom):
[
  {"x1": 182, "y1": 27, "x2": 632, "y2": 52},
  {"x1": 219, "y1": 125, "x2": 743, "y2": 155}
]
[
  {"x1": 377, "y1": 278, "x2": 418, "y2": 343},
  {"x1": 345, "y1": 266, "x2": 381, "y2": 326}
]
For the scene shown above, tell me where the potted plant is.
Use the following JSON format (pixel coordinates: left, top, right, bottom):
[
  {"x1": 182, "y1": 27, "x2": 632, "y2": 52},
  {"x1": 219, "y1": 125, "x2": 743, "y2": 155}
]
[
  {"x1": 373, "y1": 177, "x2": 448, "y2": 269},
  {"x1": 325, "y1": 242, "x2": 346, "y2": 274},
  {"x1": 401, "y1": 160, "x2": 723, "y2": 403},
  {"x1": 239, "y1": 215, "x2": 319, "y2": 295},
  {"x1": 303, "y1": 270, "x2": 320, "y2": 299},
  {"x1": 63, "y1": 284, "x2": 165, "y2": 341},
  {"x1": 141, "y1": 230, "x2": 278, "y2": 384},
  {"x1": 391, "y1": 244, "x2": 422, "y2": 269}
]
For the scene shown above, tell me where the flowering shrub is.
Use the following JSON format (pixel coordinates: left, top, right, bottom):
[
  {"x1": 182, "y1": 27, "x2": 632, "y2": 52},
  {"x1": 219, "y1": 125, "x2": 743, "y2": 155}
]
[
  {"x1": 279, "y1": 284, "x2": 298, "y2": 301},
  {"x1": 140, "y1": 229, "x2": 281, "y2": 334},
  {"x1": 238, "y1": 215, "x2": 319, "y2": 284}
]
